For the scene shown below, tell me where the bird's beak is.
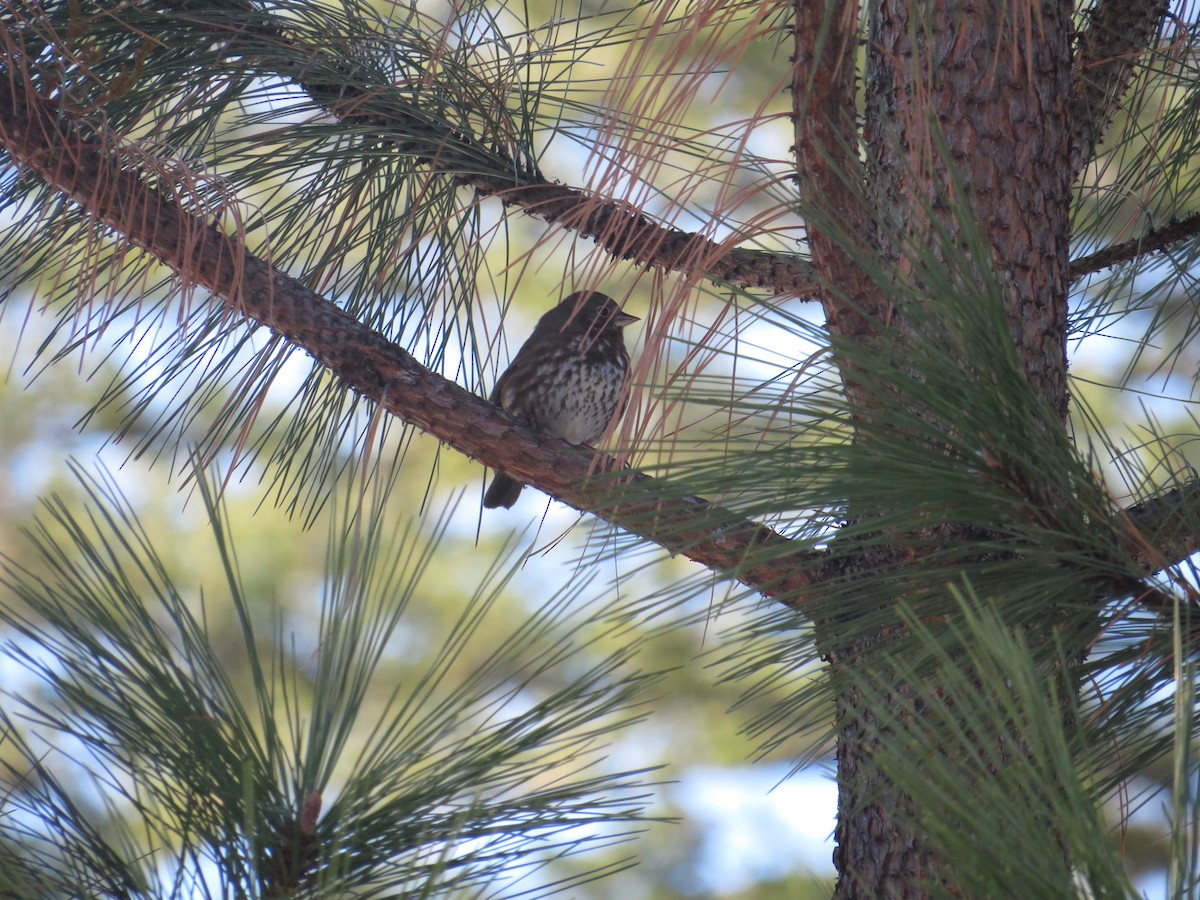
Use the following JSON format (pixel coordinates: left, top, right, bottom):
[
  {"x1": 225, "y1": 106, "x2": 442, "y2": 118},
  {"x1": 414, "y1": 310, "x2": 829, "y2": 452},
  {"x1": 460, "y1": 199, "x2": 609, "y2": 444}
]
[{"x1": 614, "y1": 310, "x2": 639, "y2": 327}]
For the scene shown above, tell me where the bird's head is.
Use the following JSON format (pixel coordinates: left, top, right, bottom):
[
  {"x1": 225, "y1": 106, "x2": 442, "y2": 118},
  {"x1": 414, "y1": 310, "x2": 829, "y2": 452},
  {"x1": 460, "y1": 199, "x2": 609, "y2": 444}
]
[{"x1": 541, "y1": 291, "x2": 638, "y2": 335}]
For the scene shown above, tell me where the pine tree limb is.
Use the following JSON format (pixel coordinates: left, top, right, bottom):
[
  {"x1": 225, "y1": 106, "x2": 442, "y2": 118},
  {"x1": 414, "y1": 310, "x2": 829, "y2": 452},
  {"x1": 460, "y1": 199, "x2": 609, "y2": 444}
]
[{"x1": 1069, "y1": 212, "x2": 1200, "y2": 281}]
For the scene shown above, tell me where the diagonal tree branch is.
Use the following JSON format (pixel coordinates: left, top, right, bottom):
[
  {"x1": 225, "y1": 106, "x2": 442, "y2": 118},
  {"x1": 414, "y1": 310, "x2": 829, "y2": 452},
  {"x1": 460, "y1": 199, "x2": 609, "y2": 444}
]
[
  {"x1": 178, "y1": 3, "x2": 820, "y2": 297},
  {"x1": 0, "y1": 65, "x2": 826, "y2": 606},
  {"x1": 1069, "y1": 0, "x2": 1169, "y2": 179}
]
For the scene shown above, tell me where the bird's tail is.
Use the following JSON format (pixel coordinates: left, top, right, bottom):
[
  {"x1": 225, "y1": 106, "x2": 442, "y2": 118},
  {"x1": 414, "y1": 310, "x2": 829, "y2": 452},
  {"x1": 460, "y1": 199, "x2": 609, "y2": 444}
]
[{"x1": 483, "y1": 472, "x2": 524, "y2": 509}]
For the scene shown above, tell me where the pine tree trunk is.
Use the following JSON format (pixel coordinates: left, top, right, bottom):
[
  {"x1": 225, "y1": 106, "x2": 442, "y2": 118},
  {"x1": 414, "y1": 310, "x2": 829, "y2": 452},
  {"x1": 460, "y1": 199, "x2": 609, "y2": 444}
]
[{"x1": 796, "y1": 2, "x2": 1076, "y2": 895}]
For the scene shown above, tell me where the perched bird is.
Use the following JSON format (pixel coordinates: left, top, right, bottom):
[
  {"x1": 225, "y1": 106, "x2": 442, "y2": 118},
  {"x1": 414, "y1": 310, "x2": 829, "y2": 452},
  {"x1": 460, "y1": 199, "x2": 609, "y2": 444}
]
[{"x1": 484, "y1": 291, "x2": 638, "y2": 509}]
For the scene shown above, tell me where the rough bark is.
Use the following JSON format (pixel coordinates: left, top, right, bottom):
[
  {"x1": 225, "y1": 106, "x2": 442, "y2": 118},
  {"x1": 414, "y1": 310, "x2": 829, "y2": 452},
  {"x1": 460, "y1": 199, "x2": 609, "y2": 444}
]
[
  {"x1": 796, "y1": 1, "x2": 1079, "y2": 896},
  {"x1": 862, "y1": 0, "x2": 1074, "y2": 417}
]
